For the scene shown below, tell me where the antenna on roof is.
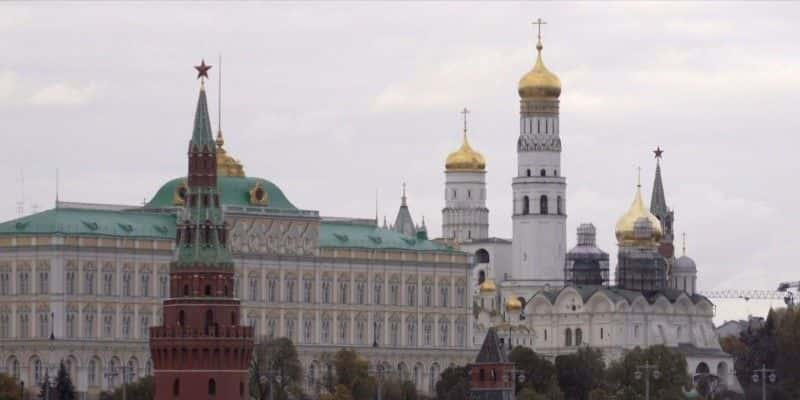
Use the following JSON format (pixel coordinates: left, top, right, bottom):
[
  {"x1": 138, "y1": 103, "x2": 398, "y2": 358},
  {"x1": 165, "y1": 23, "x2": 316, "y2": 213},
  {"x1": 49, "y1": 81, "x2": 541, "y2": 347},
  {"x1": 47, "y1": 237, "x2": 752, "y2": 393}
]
[
  {"x1": 55, "y1": 168, "x2": 60, "y2": 208},
  {"x1": 16, "y1": 169, "x2": 25, "y2": 217},
  {"x1": 217, "y1": 54, "x2": 222, "y2": 136},
  {"x1": 375, "y1": 188, "x2": 379, "y2": 225}
]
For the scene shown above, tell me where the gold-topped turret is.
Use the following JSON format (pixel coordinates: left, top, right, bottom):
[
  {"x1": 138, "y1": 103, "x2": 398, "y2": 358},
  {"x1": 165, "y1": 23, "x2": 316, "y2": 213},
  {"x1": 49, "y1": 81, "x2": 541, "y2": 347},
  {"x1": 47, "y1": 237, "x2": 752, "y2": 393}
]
[
  {"x1": 479, "y1": 279, "x2": 497, "y2": 293},
  {"x1": 615, "y1": 182, "x2": 663, "y2": 246},
  {"x1": 505, "y1": 296, "x2": 523, "y2": 311},
  {"x1": 518, "y1": 19, "x2": 561, "y2": 100},
  {"x1": 445, "y1": 108, "x2": 486, "y2": 172},
  {"x1": 216, "y1": 131, "x2": 245, "y2": 177}
]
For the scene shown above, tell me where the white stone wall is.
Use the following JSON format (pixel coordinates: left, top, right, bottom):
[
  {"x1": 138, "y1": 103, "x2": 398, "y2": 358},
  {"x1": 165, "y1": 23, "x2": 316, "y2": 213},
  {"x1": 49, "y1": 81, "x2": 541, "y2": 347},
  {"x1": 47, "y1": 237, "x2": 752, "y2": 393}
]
[{"x1": 442, "y1": 171, "x2": 489, "y2": 242}]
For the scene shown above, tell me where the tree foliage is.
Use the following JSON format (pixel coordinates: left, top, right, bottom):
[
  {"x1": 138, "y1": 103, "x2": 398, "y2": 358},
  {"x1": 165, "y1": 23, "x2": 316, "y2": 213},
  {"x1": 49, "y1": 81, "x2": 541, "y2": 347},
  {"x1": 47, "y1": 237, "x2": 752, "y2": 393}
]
[
  {"x1": 0, "y1": 373, "x2": 22, "y2": 400},
  {"x1": 732, "y1": 307, "x2": 800, "y2": 399},
  {"x1": 434, "y1": 366, "x2": 470, "y2": 400},
  {"x1": 250, "y1": 337, "x2": 303, "y2": 400},
  {"x1": 99, "y1": 376, "x2": 154, "y2": 400},
  {"x1": 331, "y1": 349, "x2": 375, "y2": 400},
  {"x1": 606, "y1": 345, "x2": 688, "y2": 400},
  {"x1": 555, "y1": 347, "x2": 605, "y2": 400},
  {"x1": 509, "y1": 346, "x2": 556, "y2": 395}
]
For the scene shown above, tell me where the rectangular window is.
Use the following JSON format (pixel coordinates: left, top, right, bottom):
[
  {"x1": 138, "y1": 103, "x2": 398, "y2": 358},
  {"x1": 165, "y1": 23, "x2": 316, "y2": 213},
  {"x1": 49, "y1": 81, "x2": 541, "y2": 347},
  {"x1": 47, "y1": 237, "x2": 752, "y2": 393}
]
[
  {"x1": 456, "y1": 286, "x2": 465, "y2": 307},
  {"x1": 285, "y1": 280, "x2": 295, "y2": 303},
  {"x1": 103, "y1": 315, "x2": 113, "y2": 338},
  {"x1": 159, "y1": 275, "x2": 168, "y2": 298},
  {"x1": 303, "y1": 279, "x2": 313, "y2": 303},
  {"x1": 356, "y1": 282, "x2": 365, "y2": 305},
  {"x1": 390, "y1": 284, "x2": 399, "y2": 306},
  {"x1": 18, "y1": 314, "x2": 29, "y2": 338},
  {"x1": 373, "y1": 283, "x2": 382, "y2": 305},
  {"x1": 423, "y1": 286, "x2": 432, "y2": 307},
  {"x1": 85, "y1": 272, "x2": 95, "y2": 295},
  {"x1": 18, "y1": 272, "x2": 29, "y2": 295},
  {"x1": 38, "y1": 272, "x2": 49, "y2": 294},
  {"x1": 122, "y1": 315, "x2": 131, "y2": 338},
  {"x1": 407, "y1": 285, "x2": 416, "y2": 306},
  {"x1": 84, "y1": 314, "x2": 95, "y2": 338},
  {"x1": 140, "y1": 274, "x2": 150, "y2": 297},
  {"x1": 140, "y1": 315, "x2": 150, "y2": 339},
  {"x1": 440, "y1": 287, "x2": 449, "y2": 308},
  {"x1": 0, "y1": 273, "x2": 9, "y2": 295},
  {"x1": 103, "y1": 273, "x2": 113, "y2": 296},
  {"x1": 122, "y1": 272, "x2": 132, "y2": 297},
  {"x1": 268, "y1": 279, "x2": 277, "y2": 303},
  {"x1": 65, "y1": 313, "x2": 75, "y2": 338}
]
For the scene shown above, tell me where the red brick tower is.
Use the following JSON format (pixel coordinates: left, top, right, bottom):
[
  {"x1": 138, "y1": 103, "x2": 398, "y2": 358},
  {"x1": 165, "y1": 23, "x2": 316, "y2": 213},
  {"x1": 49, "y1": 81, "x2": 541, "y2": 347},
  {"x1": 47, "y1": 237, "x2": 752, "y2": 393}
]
[
  {"x1": 149, "y1": 60, "x2": 253, "y2": 400},
  {"x1": 469, "y1": 328, "x2": 516, "y2": 400}
]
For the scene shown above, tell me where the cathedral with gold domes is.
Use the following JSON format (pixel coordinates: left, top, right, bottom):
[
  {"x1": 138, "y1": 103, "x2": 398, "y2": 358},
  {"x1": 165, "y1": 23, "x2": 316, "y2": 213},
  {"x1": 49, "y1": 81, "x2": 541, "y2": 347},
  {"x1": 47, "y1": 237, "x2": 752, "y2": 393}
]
[{"x1": 450, "y1": 30, "x2": 740, "y2": 392}]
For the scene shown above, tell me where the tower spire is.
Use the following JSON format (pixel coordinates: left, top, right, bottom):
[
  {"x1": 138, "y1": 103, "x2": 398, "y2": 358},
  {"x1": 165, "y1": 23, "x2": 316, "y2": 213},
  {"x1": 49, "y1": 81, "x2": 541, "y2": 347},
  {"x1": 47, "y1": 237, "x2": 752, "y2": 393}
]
[
  {"x1": 401, "y1": 182, "x2": 407, "y2": 206},
  {"x1": 682, "y1": 232, "x2": 687, "y2": 256},
  {"x1": 650, "y1": 146, "x2": 668, "y2": 216}
]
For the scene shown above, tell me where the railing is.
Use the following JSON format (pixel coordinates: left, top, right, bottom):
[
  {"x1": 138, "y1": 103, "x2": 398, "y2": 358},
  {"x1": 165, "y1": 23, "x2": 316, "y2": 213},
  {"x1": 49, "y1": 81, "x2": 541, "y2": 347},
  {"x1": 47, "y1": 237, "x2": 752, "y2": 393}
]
[{"x1": 149, "y1": 325, "x2": 254, "y2": 339}]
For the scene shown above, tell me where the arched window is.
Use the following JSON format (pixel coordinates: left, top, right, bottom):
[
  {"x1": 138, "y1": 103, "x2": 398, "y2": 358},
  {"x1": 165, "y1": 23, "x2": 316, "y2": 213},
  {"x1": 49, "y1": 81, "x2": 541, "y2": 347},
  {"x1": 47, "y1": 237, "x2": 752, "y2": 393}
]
[
  {"x1": 467, "y1": 230, "x2": 472, "y2": 239},
  {"x1": 575, "y1": 328, "x2": 583, "y2": 346},
  {"x1": 540, "y1": 195, "x2": 548, "y2": 215},
  {"x1": 565, "y1": 328, "x2": 572, "y2": 347},
  {"x1": 205, "y1": 285, "x2": 212, "y2": 296},
  {"x1": 477, "y1": 270, "x2": 486, "y2": 285},
  {"x1": 553, "y1": 169, "x2": 558, "y2": 176},
  {"x1": 475, "y1": 249, "x2": 490, "y2": 263},
  {"x1": 173, "y1": 379, "x2": 180, "y2": 396},
  {"x1": 224, "y1": 286, "x2": 229, "y2": 296},
  {"x1": 540, "y1": 169, "x2": 546, "y2": 177},
  {"x1": 183, "y1": 284, "x2": 189, "y2": 296},
  {"x1": 526, "y1": 169, "x2": 531, "y2": 177},
  {"x1": 479, "y1": 368, "x2": 485, "y2": 381},
  {"x1": 556, "y1": 196, "x2": 562, "y2": 215},
  {"x1": 231, "y1": 312, "x2": 237, "y2": 325},
  {"x1": 544, "y1": 329, "x2": 547, "y2": 341},
  {"x1": 178, "y1": 310, "x2": 185, "y2": 326},
  {"x1": 208, "y1": 379, "x2": 216, "y2": 396},
  {"x1": 696, "y1": 362, "x2": 710, "y2": 374},
  {"x1": 522, "y1": 196, "x2": 530, "y2": 215}
]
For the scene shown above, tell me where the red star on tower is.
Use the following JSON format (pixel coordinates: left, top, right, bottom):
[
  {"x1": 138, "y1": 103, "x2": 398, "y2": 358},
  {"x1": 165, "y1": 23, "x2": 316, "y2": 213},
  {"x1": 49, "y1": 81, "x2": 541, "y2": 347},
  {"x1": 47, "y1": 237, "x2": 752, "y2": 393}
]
[
  {"x1": 194, "y1": 59, "x2": 212, "y2": 80},
  {"x1": 653, "y1": 146, "x2": 664, "y2": 159}
]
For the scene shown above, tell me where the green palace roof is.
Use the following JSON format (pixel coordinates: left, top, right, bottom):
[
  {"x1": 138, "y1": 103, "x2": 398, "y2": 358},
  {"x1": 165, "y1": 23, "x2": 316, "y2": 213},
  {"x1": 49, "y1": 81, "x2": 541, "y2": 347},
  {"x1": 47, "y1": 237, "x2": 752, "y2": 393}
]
[
  {"x1": 146, "y1": 176, "x2": 298, "y2": 211},
  {"x1": 319, "y1": 221, "x2": 456, "y2": 252},
  {"x1": 0, "y1": 208, "x2": 456, "y2": 253},
  {"x1": 0, "y1": 208, "x2": 176, "y2": 239}
]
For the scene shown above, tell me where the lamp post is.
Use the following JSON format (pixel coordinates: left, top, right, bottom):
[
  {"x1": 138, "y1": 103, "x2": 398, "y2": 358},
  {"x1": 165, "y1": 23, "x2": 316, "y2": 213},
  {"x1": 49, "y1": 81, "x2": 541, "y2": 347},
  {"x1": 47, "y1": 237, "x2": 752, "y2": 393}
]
[
  {"x1": 258, "y1": 371, "x2": 283, "y2": 400},
  {"x1": 751, "y1": 364, "x2": 777, "y2": 400},
  {"x1": 104, "y1": 365, "x2": 133, "y2": 400},
  {"x1": 634, "y1": 362, "x2": 660, "y2": 400}
]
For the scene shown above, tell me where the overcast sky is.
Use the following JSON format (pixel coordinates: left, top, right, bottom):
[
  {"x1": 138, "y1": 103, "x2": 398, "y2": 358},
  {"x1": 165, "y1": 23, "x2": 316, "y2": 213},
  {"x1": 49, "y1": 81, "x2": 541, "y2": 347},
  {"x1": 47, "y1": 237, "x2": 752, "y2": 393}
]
[{"x1": 1, "y1": 3, "x2": 798, "y2": 323}]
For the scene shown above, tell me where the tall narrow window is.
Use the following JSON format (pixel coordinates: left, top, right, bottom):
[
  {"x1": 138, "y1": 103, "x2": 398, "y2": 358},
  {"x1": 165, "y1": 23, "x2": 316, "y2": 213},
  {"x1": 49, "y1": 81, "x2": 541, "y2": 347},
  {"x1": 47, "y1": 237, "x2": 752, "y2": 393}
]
[
  {"x1": 575, "y1": 328, "x2": 583, "y2": 346},
  {"x1": 208, "y1": 379, "x2": 216, "y2": 396},
  {"x1": 565, "y1": 328, "x2": 572, "y2": 347},
  {"x1": 173, "y1": 379, "x2": 180, "y2": 396},
  {"x1": 557, "y1": 196, "x2": 563, "y2": 215},
  {"x1": 540, "y1": 169, "x2": 546, "y2": 177},
  {"x1": 540, "y1": 195, "x2": 548, "y2": 215},
  {"x1": 522, "y1": 196, "x2": 530, "y2": 215}
]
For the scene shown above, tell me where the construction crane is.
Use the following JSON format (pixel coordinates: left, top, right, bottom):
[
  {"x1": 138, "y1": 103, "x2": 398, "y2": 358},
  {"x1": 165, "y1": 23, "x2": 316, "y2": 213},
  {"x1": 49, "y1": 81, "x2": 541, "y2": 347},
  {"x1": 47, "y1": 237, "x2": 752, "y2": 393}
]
[{"x1": 700, "y1": 283, "x2": 797, "y2": 307}]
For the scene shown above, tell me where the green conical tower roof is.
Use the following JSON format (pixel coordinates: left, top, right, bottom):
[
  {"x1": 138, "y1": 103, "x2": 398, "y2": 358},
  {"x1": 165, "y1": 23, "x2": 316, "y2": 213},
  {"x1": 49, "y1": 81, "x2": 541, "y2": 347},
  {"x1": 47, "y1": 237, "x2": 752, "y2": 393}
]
[{"x1": 173, "y1": 83, "x2": 232, "y2": 268}]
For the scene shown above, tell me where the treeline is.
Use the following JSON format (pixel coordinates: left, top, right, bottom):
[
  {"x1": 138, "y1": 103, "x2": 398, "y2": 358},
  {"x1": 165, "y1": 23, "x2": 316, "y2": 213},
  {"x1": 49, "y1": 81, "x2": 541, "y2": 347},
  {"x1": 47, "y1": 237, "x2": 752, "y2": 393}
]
[
  {"x1": 249, "y1": 337, "x2": 422, "y2": 400},
  {"x1": 721, "y1": 307, "x2": 800, "y2": 399},
  {"x1": 438, "y1": 345, "x2": 719, "y2": 400}
]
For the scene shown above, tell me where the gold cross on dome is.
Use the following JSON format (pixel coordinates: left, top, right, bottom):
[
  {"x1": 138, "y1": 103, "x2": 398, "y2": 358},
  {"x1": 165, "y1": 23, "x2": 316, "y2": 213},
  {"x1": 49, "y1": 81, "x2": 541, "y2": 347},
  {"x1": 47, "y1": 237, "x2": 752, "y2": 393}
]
[
  {"x1": 533, "y1": 18, "x2": 547, "y2": 41},
  {"x1": 461, "y1": 107, "x2": 470, "y2": 133}
]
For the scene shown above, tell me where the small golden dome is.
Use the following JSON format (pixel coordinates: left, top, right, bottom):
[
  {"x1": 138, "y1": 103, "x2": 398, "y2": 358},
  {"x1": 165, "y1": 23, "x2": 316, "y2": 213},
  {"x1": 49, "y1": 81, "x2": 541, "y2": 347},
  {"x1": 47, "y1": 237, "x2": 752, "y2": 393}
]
[
  {"x1": 216, "y1": 131, "x2": 246, "y2": 177},
  {"x1": 518, "y1": 40, "x2": 561, "y2": 100},
  {"x1": 446, "y1": 132, "x2": 486, "y2": 172},
  {"x1": 506, "y1": 296, "x2": 522, "y2": 311},
  {"x1": 615, "y1": 186, "x2": 663, "y2": 245},
  {"x1": 479, "y1": 279, "x2": 496, "y2": 293}
]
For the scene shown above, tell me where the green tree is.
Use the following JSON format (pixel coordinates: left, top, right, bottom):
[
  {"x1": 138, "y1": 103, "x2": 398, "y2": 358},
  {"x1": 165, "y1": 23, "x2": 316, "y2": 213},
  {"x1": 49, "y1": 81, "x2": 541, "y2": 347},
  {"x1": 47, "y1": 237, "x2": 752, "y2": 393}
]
[
  {"x1": 555, "y1": 347, "x2": 605, "y2": 400},
  {"x1": 331, "y1": 349, "x2": 375, "y2": 400},
  {"x1": 100, "y1": 376, "x2": 154, "y2": 400},
  {"x1": 775, "y1": 307, "x2": 800, "y2": 398},
  {"x1": 38, "y1": 373, "x2": 52, "y2": 400},
  {"x1": 53, "y1": 362, "x2": 75, "y2": 400},
  {"x1": 606, "y1": 345, "x2": 688, "y2": 400},
  {"x1": 508, "y1": 346, "x2": 556, "y2": 394},
  {"x1": 0, "y1": 373, "x2": 22, "y2": 400},
  {"x1": 250, "y1": 337, "x2": 302, "y2": 400},
  {"x1": 434, "y1": 366, "x2": 469, "y2": 400}
]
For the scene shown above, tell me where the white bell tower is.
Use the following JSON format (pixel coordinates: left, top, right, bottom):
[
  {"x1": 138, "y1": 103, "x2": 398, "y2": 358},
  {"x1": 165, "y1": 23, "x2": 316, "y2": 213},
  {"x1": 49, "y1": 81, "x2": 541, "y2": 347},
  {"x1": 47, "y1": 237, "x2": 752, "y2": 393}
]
[{"x1": 510, "y1": 20, "x2": 566, "y2": 285}]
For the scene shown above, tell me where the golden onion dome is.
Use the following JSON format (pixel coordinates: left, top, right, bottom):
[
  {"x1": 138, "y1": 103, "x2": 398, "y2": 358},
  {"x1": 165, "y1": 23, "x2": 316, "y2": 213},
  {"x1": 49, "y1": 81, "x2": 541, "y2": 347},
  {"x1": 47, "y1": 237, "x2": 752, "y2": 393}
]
[
  {"x1": 518, "y1": 40, "x2": 561, "y2": 100},
  {"x1": 446, "y1": 132, "x2": 486, "y2": 172},
  {"x1": 216, "y1": 131, "x2": 245, "y2": 177},
  {"x1": 506, "y1": 296, "x2": 523, "y2": 311},
  {"x1": 615, "y1": 186, "x2": 663, "y2": 245},
  {"x1": 479, "y1": 279, "x2": 496, "y2": 293}
]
